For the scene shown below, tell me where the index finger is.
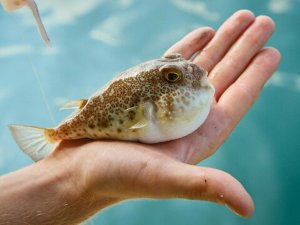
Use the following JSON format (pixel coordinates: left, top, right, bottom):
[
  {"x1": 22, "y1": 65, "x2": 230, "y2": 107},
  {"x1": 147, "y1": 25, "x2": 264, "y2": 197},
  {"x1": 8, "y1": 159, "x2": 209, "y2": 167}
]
[
  {"x1": 194, "y1": 10, "x2": 255, "y2": 71},
  {"x1": 164, "y1": 27, "x2": 215, "y2": 59}
]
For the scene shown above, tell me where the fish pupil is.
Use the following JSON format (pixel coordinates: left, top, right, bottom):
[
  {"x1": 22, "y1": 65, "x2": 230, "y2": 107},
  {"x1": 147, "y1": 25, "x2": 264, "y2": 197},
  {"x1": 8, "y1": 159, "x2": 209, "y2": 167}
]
[{"x1": 166, "y1": 73, "x2": 179, "y2": 82}]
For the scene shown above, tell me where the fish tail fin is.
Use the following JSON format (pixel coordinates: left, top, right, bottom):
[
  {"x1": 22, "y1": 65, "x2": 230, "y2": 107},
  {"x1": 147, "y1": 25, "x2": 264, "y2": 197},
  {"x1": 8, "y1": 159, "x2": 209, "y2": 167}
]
[{"x1": 9, "y1": 124, "x2": 59, "y2": 162}]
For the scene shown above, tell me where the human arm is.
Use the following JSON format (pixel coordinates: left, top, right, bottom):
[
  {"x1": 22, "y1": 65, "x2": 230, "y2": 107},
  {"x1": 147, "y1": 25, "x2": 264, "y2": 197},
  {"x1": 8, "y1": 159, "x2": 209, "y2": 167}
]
[
  {"x1": 0, "y1": 10, "x2": 281, "y2": 225},
  {"x1": 0, "y1": 157, "x2": 111, "y2": 225}
]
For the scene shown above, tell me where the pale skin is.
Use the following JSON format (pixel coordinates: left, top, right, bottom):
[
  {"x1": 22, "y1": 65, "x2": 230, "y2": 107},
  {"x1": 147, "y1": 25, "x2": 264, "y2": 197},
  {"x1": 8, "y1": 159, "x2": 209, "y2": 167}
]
[{"x1": 0, "y1": 10, "x2": 281, "y2": 225}]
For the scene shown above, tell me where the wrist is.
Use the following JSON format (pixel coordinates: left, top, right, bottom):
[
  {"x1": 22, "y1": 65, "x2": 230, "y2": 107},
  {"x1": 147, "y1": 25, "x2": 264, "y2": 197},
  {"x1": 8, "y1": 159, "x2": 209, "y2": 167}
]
[
  {"x1": 42, "y1": 156, "x2": 118, "y2": 222},
  {"x1": 47, "y1": 141, "x2": 94, "y2": 203},
  {"x1": 0, "y1": 155, "x2": 92, "y2": 224},
  {"x1": 0, "y1": 149, "x2": 116, "y2": 225},
  {"x1": 40, "y1": 156, "x2": 86, "y2": 203},
  {"x1": 47, "y1": 141, "x2": 121, "y2": 217}
]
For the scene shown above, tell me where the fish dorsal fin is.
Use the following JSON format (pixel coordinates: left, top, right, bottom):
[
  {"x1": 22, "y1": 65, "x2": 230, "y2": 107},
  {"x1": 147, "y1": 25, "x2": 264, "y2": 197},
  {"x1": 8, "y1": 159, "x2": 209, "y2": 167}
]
[{"x1": 60, "y1": 99, "x2": 88, "y2": 111}]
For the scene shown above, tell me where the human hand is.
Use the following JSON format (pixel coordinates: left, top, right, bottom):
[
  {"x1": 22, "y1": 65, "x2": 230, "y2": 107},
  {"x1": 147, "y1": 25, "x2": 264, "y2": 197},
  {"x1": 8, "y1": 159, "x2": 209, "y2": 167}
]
[{"x1": 49, "y1": 10, "x2": 281, "y2": 222}]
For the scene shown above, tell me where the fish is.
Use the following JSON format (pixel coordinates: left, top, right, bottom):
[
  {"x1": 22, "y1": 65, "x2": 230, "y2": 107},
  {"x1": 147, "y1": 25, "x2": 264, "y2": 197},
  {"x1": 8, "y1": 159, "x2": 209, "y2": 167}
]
[
  {"x1": 1, "y1": 0, "x2": 51, "y2": 47},
  {"x1": 9, "y1": 53, "x2": 215, "y2": 161}
]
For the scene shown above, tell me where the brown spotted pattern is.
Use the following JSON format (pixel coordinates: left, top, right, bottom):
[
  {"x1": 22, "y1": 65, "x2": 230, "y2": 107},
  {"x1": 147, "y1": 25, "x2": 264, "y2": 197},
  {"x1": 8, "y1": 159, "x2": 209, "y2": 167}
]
[{"x1": 47, "y1": 54, "x2": 213, "y2": 142}]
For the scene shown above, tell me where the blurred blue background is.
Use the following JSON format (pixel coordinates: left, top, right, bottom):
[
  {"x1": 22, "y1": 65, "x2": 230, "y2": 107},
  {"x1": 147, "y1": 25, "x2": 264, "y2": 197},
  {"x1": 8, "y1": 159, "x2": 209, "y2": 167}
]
[{"x1": 0, "y1": 0, "x2": 299, "y2": 224}]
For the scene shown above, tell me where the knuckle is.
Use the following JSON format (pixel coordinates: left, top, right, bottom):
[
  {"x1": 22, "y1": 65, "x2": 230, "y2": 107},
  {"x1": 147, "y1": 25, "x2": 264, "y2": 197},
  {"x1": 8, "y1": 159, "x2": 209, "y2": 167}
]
[
  {"x1": 243, "y1": 32, "x2": 261, "y2": 49},
  {"x1": 254, "y1": 49, "x2": 280, "y2": 75},
  {"x1": 256, "y1": 58, "x2": 274, "y2": 75},
  {"x1": 236, "y1": 82, "x2": 259, "y2": 103},
  {"x1": 222, "y1": 57, "x2": 240, "y2": 73},
  {"x1": 195, "y1": 51, "x2": 214, "y2": 71}
]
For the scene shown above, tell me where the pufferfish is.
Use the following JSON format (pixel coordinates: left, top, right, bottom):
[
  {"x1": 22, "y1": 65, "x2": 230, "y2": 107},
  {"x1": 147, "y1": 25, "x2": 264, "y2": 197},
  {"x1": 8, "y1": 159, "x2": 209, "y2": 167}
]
[{"x1": 9, "y1": 53, "x2": 215, "y2": 161}]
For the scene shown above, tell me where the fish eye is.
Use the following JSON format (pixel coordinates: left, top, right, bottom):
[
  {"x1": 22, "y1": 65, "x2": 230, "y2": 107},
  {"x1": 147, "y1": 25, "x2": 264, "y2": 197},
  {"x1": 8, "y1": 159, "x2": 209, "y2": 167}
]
[
  {"x1": 165, "y1": 72, "x2": 181, "y2": 82},
  {"x1": 159, "y1": 65, "x2": 183, "y2": 83},
  {"x1": 160, "y1": 66, "x2": 182, "y2": 83}
]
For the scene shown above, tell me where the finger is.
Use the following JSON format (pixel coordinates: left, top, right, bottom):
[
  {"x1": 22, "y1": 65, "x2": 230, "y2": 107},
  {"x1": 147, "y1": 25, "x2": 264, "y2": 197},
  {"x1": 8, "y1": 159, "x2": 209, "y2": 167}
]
[
  {"x1": 127, "y1": 159, "x2": 254, "y2": 217},
  {"x1": 219, "y1": 47, "x2": 281, "y2": 126},
  {"x1": 77, "y1": 141, "x2": 254, "y2": 217},
  {"x1": 193, "y1": 10, "x2": 255, "y2": 71},
  {"x1": 86, "y1": 143, "x2": 254, "y2": 217},
  {"x1": 164, "y1": 27, "x2": 215, "y2": 59},
  {"x1": 210, "y1": 16, "x2": 275, "y2": 100}
]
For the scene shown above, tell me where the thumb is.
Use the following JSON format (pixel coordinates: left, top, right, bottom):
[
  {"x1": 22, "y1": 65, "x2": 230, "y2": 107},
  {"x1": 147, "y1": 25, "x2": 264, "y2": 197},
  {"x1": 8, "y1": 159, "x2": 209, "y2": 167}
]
[{"x1": 125, "y1": 159, "x2": 254, "y2": 217}]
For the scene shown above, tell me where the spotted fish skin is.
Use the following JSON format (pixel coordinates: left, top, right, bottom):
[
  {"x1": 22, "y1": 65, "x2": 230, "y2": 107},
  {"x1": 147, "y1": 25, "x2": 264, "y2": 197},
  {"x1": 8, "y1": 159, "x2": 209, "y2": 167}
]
[
  {"x1": 52, "y1": 53, "x2": 214, "y2": 143},
  {"x1": 9, "y1": 53, "x2": 215, "y2": 161}
]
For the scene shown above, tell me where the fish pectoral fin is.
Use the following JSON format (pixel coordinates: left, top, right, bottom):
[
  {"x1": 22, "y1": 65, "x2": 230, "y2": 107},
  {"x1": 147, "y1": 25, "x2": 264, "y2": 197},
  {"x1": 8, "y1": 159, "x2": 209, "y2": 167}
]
[
  {"x1": 128, "y1": 101, "x2": 156, "y2": 130},
  {"x1": 143, "y1": 101, "x2": 156, "y2": 123},
  {"x1": 129, "y1": 119, "x2": 148, "y2": 130},
  {"x1": 60, "y1": 99, "x2": 88, "y2": 111}
]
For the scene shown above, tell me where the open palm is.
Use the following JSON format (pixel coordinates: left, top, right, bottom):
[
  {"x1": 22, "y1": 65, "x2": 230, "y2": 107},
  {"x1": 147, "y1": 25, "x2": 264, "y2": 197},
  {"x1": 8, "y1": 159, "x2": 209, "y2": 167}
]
[{"x1": 52, "y1": 10, "x2": 281, "y2": 221}]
